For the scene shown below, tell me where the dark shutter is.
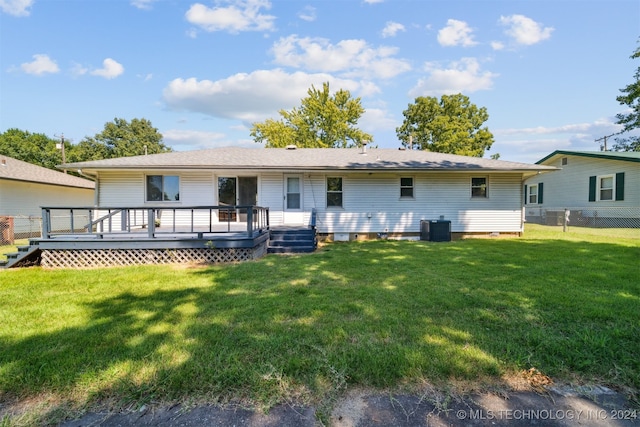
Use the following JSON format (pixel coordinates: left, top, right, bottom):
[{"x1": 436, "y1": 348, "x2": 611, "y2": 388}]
[
  {"x1": 615, "y1": 172, "x2": 625, "y2": 201},
  {"x1": 538, "y1": 183, "x2": 544, "y2": 204},
  {"x1": 524, "y1": 185, "x2": 528, "y2": 204},
  {"x1": 588, "y1": 176, "x2": 596, "y2": 202}
]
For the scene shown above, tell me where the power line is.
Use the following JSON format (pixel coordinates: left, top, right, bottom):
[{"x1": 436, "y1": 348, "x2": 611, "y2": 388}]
[{"x1": 595, "y1": 133, "x2": 616, "y2": 151}]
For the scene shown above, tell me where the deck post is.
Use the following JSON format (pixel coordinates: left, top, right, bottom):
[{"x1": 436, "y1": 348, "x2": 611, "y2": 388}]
[
  {"x1": 247, "y1": 206, "x2": 253, "y2": 237},
  {"x1": 147, "y1": 208, "x2": 155, "y2": 238},
  {"x1": 42, "y1": 208, "x2": 51, "y2": 239}
]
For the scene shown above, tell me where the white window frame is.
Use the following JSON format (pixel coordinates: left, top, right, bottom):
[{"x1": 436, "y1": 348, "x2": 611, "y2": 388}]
[
  {"x1": 400, "y1": 177, "x2": 414, "y2": 199},
  {"x1": 528, "y1": 184, "x2": 538, "y2": 204},
  {"x1": 326, "y1": 176, "x2": 343, "y2": 208},
  {"x1": 598, "y1": 174, "x2": 614, "y2": 201},
  {"x1": 471, "y1": 176, "x2": 488, "y2": 198},
  {"x1": 146, "y1": 175, "x2": 180, "y2": 202}
]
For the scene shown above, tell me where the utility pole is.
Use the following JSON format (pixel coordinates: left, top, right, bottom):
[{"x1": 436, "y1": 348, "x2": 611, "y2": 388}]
[
  {"x1": 55, "y1": 133, "x2": 67, "y2": 173},
  {"x1": 595, "y1": 133, "x2": 615, "y2": 151}
]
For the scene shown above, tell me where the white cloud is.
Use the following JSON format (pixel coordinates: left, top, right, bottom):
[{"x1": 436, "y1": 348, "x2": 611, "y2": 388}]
[
  {"x1": 162, "y1": 69, "x2": 375, "y2": 124},
  {"x1": 360, "y1": 108, "x2": 397, "y2": 132},
  {"x1": 491, "y1": 41, "x2": 504, "y2": 51},
  {"x1": 437, "y1": 19, "x2": 477, "y2": 47},
  {"x1": 130, "y1": 0, "x2": 157, "y2": 10},
  {"x1": 409, "y1": 57, "x2": 498, "y2": 97},
  {"x1": 298, "y1": 5, "x2": 316, "y2": 22},
  {"x1": 381, "y1": 21, "x2": 405, "y2": 38},
  {"x1": 499, "y1": 14, "x2": 553, "y2": 46},
  {"x1": 90, "y1": 58, "x2": 124, "y2": 79},
  {"x1": 271, "y1": 35, "x2": 411, "y2": 79},
  {"x1": 185, "y1": 0, "x2": 275, "y2": 33},
  {"x1": 364, "y1": 0, "x2": 384, "y2": 4},
  {"x1": 0, "y1": 0, "x2": 33, "y2": 16},
  {"x1": 20, "y1": 54, "x2": 59, "y2": 76}
]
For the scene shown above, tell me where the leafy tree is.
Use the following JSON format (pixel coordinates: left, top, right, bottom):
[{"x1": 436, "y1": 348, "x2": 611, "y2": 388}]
[
  {"x1": 69, "y1": 118, "x2": 171, "y2": 162},
  {"x1": 613, "y1": 45, "x2": 640, "y2": 152},
  {"x1": 396, "y1": 93, "x2": 494, "y2": 157},
  {"x1": 251, "y1": 82, "x2": 373, "y2": 148},
  {"x1": 0, "y1": 128, "x2": 63, "y2": 169}
]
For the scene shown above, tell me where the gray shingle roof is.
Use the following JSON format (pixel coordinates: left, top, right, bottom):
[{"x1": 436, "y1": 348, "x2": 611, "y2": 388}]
[
  {"x1": 61, "y1": 147, "x2": 557, "y2": 174},
  {"x1": 0, "y1": 155, "x2": 95, "y2": 189}
]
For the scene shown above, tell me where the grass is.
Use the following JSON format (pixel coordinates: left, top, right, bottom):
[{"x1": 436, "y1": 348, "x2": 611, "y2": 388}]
[{"x1": 0, "y1": 224, "x2": 639, "y2": 424}]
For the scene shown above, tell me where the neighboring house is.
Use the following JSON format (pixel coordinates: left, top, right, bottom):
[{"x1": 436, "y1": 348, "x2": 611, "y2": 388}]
[
  {"x1": 0, "y1": 155, "x2": 95, "y2": 240},
  {"x1": 524, "y1": 150, "x2": 640, "y2": 227},
  {"x1": 61, "y1": 146, "x2": 556, "y2": 239}
]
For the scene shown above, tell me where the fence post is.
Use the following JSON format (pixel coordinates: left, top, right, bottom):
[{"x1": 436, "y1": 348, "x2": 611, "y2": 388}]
[{"x1": 563, "y1": 209, "x2": 569, "y2": 232}]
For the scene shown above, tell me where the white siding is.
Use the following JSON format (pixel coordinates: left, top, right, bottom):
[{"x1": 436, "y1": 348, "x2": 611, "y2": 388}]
[
  {"x1": 93, "y1": 169, "x2": 526, "y2": 234},
  {"x1": 525, "y1": 155, "x2": 640, "y2": 214},
  {"x1": 309, "y1": 172, "x2": 523, "y2": 234},
  {"x1": 0, "y1": 180, "x2": 94, "y2": 235}
]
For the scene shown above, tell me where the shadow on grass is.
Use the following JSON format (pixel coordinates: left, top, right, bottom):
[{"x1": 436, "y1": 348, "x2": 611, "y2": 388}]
[{"x1": 1, "y1": 237, "x2": 638, "y2": 423}]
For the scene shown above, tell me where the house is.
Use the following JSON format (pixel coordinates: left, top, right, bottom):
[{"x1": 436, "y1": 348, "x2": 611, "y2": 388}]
[
  {"x1": 0, "y1": 155, "x2": 95, "y2": 243},
  {"x1": 524, "y1": 150, "x2": 640, "y2": 227},
  {"x1": 7, "y1": 146, "x2": 559, "y2": 268}
]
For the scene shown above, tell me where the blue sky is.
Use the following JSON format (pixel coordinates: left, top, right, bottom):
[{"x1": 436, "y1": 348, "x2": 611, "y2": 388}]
[{"x1": 1, "y1": 0, "x2": 638, "y2": 163}]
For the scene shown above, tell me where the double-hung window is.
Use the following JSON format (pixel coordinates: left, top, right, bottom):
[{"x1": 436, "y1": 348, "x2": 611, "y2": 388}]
[
  {"x1": 589, "y1": 173, "x2": 625, "y2": 202},
  {"x1": 400, "y1": 177, "x2": 414, "y2": 198},
  {"x1": 146, "y1": 175, "x2": 180, "y2": 202},
  {"x1": 326, "y1": 177, "x2": 343, "y2": 208},
  {"x1": 525, "y1": 183, "x2": 543, "y2": 205},
  {"x1": 471, "y1": 177, "x2": 488, "y2": 198}
]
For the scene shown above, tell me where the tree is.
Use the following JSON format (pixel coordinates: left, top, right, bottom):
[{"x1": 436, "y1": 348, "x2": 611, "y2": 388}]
[
  {"x1": 69, "y1": 117, "x2": 171, "y2": 162},
  {"x1": 613, "y1": 45, "x2": 640, "y2": 152},
  {"x1": 251, "y1": 82, "x2": 373, "y2": 148},
  {"x1": 396, "y1": 93, "x2": 494, "y2": 157},
  {"x1": 0, "y1": 128, "x2": 63, "y2": 169}
]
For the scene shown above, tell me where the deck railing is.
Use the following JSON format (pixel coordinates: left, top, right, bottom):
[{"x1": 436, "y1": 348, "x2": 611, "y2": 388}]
[{"x1": 41, "y1": 206, "x2": 270, "y2": 239}]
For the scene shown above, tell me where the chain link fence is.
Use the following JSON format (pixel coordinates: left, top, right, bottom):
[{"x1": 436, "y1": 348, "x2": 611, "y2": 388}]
[
  {"x1": 0, "y1": 212, "x2": 94, "y2": 244},
  {"x1": 524, "y1": 207, "x2": 640, "y2": 229},
  {"x1": 0, "y1": 215, "x2": 42, "y2": 244}
]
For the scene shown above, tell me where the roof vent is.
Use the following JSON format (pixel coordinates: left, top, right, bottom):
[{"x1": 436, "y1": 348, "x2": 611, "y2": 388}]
[
  {"x1": 286, "y1": 144, "x2": 297, "y2": 150},
  {"x1": 1, "y1": 159, "x2": 6, "y2": 166},
  {"x1": 361, "y1": 141, "x2": 368, "y2": 154}
]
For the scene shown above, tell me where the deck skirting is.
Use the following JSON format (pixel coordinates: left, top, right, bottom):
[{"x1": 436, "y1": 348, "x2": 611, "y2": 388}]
[{"x1": 41, "y1": 243, "x2": 267, "y2": 269}]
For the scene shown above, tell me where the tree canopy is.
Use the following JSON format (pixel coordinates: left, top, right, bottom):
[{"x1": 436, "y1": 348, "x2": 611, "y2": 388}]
[
  {"x1": 396, "y1": 93, "x2": 494, "y2": 157},
  {"x1": 251, "y1": 82, "x2": 373, "y2": 148},
  {"x1": 0, "y1": 118, "x2": 171, "y2": 172},
  {"x1": 0, "y1": 129, "x2": 62, "y2": 169},
  {"x1": 613, "y1": 44, "x2": 640, "y2": 152},
  {"x1": 69, "y1": 117, "x2": 171, "y2": 162}
]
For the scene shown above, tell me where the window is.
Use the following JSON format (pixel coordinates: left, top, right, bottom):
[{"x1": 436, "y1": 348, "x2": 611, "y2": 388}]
[
  {"x1": 400, "y1": 177, "x2": 414, "y2": 198},
  {"x1": 327, "y1": 177, "x2": 343, "y2": 207},
  {"x1": 286, "y1": 176, "x2": 301, "y2": 209},
  {"x1": 599, "y1": 176, "x2": 614, "y2": 201},
  {"x1": 525, "y1": 182, "x2": 543, "y2": 205},
  {"x1": 561, "y1": 157, "x2": 568, "y2": 165},
  {"x1": 146, "y1": 175, "x2": 179, "y2": 201},
  {"x1": 589, "y1": 173, "x2": 625, "y2": 202},
  {"x1": 528, "y1": 185, "x2": 538, "y2": 204},
  {"x1": 471, "y1": 177, "x2": 487, "y2": 198}
]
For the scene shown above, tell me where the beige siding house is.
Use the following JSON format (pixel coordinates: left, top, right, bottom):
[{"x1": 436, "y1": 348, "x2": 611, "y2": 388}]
[
  {"x1": 524, "y1": 150, "x2": 640, "y2": 227},
  {"x1": 62, "y1": 146, "x2": 556, "y2": 240},
  {"x1": 0, "y1": 155, "x2": 95, "y2": 240}
]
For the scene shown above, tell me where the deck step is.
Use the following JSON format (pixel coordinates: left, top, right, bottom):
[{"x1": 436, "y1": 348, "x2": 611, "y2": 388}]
[{"x1": 268, "y1": 228, "x2": 317, "y2": 254}]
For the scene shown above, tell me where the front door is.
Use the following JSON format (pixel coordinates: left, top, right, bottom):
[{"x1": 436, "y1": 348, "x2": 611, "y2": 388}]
[{"x1": 284, "y1": 174, "x2": 304, "y2": 224}]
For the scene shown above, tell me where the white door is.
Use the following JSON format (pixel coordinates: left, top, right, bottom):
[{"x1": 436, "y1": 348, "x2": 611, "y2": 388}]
[{"x1": 283, "y1": 175, "x2": 304, "y2": 224}]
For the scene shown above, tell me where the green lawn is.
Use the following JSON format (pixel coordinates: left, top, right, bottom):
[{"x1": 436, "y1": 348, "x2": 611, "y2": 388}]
[{"x1": 0, "y1": 224, "x2": 639, "y2": 424}]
